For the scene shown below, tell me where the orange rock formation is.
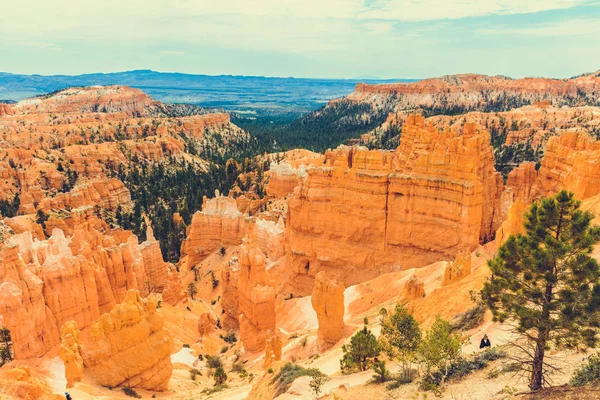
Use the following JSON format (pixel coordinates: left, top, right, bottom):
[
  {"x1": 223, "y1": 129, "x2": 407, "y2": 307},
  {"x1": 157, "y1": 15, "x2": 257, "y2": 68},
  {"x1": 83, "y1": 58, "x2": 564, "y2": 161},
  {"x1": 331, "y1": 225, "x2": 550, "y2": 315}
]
[
  {"x1": 59, "y1": 321, "x2": 84, "y2": 388},
  {"x1": 404, "y1": 275, "x2": 425, "y2": 300},
  {"x1": 180, "y1": 194, "x2": 248, "y2": 269},
  {"x1": 532, "y1": 131, "x2": 600, "y2": 200},
  {"x1": 266, "y1": 162, "x2": 308, "y2": 198},
  {"x1": 77, "y1": 290, "x2": 173, "y2": 391},
  {"x1": 311, "y1": 271, "x2": 345, "y2": 346},
  {"x1": 442, "y1": 251, "x2": 472, "y2": 286},
  {"x1": 351, "y1": 73, "x2": 600, "y2": 109},
  {"x1": 264, "y1": 329, "x2": 283, "y2": 369},
  {"x1": 287, "y1": 115, "x2": 502, "y2": 293},
  {"x1": 140, "y1": 226, "x2": 169, "y2": 292},
  {"x1": 0, "y1": 213, "x2": 149, "y2": 359},
  {"x1": 222, "y1": 237, "x2": 276, "y2": 352},
  {"x1": 161, "y1": 266, "x2": 186, "y2": 306},
  {"x1": 0, "y1": 367, "x2": 63, "y2": 400}
]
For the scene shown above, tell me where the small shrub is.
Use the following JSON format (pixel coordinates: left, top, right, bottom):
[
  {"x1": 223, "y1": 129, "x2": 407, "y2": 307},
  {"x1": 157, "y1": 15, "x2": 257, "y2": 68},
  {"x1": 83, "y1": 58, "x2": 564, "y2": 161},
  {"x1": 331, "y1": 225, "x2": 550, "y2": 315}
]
[
  {"x1": 214, "y1": 366, "x2": 228, "y2": 386},
  {"x1": 211, "y1": 300, "x2": 217, "y2": 306},
  {"x1": 231, "y1": 361, "x2": 246, "y2": 375},
  {"x1": 222, "y1": 332, "x2": 237, "y2": 344},
  {"x1": 0, "y1": 327, "x2": 13, "y2": 367},
  {"x1": 570, "y1": 353, "x2": 600, "y2": 387},
  {"x1": 187, "y1": 282, "x2": 198, "y2": 299},
  {"x1": 386, "y1": 369, "x2": 417, "y2": 389},
  {"x1": 289, "y1": 333, "x2": 299, "y2": 339},
  {"x1": 268, "y1": 368, "x2": 274, "y2": 374},
  {"x1": 310, "y1": 375, "x2": 330, "y2": 396},
  {"x1": 271, "y1": 363, "x2": 327, "y2": 397},
  {"x1": 221, "y1": 346, "x2": 229, "y2": 354},
  {"x1": 197, "y1": 354, "x2": 204, "y2": 361},
  {"x1": 190, "y1": 368, "x2": 202, "y2": 380},
  {"x1": 206, "y1": 355, "x2": 223, "y2": 369},
  {"x1": 371, "y1": 360, "x2": 392, "y2": 383},
  {"x1": 182, "y1": 343, "x2": 190, "y2": 348},
  {"x1": 301, "y1": 337, "x2": 308, "y2": 347},
  {"x1": 121, "y1": 387, "x2": 141, "y2": 398},
  {"x1": 421, "y1": 347, "x2": 506, "y2": 389},
  {"x1": 201, "y1": 384, "x2": 228, "y2": 395},
  {"x1": 211, "y1": 271, "x2": 220, "y2": 289},
  {"x1": 450, "y1": 303, "x2": 486, "y2": 332}
]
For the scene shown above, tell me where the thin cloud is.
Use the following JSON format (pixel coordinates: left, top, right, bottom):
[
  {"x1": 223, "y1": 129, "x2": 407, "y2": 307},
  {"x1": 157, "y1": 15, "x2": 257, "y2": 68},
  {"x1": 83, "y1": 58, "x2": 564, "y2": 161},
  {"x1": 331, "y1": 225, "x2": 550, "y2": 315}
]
[
  {"x1": 159, "y1": 50, "x2": 185, "y2": 56},
  {"x1": 17, "y1": 41, "x2": 63, "y2": 51},
  {"x1": 475, "y1": 18, "x2": 600, "y2": 36}
]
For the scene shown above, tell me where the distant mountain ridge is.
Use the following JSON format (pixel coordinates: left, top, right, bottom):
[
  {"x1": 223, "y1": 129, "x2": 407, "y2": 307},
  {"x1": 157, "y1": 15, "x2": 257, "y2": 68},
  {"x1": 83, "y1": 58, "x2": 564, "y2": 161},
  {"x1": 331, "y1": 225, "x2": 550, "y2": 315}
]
[{"x1": 0, "y1": 69, "x2": 417, "y2": 117}]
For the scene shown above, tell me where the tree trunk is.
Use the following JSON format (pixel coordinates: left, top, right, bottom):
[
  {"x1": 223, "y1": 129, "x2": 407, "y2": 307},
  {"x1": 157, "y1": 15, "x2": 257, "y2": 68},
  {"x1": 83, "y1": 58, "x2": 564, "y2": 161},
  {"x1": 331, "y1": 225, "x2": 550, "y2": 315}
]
[
  {"x1": 529, "y1": 333, "x2": 547, "y2": 391},
  {"x1": 530, "y1": 282, "x2": 553, "y2": 391}
]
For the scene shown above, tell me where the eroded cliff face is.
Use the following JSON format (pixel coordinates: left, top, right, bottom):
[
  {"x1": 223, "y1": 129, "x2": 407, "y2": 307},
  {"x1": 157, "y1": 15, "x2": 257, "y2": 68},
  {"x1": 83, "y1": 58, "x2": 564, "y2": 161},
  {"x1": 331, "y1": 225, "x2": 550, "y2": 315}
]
[
  {"x1": 532, "y1": 131, "x2": 600, "y2": 200},
  {"x1": 0, "y1": 213, "x2": 149, "y2": 359},
  {"x1": 286, "y1": 115, "x2": 503, "y2": 293},
  {"x1": 180, "y1": 194, "x2": 248, "y2": 269},
  {"x1": 62, "y1": 290, "x2": 173, "y2": 391}
]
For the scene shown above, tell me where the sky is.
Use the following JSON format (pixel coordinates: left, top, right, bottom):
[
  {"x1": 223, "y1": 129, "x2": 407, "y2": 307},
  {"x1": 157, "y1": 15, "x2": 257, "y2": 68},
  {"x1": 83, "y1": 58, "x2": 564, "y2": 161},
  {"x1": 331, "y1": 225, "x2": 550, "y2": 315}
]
[{"x1": 0, "y1": 0, "x2": 599, "y2": 79}]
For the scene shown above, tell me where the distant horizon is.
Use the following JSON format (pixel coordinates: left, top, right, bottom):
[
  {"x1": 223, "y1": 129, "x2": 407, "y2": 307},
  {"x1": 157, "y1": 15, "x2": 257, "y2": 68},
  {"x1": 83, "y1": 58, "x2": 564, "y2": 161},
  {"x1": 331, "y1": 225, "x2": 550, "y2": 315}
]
[
  {"x1": 1, "y1": 68, "x2": 599, "y2": 82},
  {"x1": 0, "y1": 69, "x2": 409, "y2": 82}
]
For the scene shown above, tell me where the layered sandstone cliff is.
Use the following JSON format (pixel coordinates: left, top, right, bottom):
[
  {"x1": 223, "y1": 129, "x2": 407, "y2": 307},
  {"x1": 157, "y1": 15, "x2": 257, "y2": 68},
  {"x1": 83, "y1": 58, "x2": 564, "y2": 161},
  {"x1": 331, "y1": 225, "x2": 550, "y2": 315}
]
[{"x1": 286, "y1": 115, "x2": 502, "y2": 293}]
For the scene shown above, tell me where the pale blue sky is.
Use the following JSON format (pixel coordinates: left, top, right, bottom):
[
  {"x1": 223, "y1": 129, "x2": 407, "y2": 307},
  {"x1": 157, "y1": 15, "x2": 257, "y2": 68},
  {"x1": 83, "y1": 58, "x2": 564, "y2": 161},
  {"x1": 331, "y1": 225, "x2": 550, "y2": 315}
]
[{"x1": 1, "y1": 0, "x2": 599, "y2": 79}]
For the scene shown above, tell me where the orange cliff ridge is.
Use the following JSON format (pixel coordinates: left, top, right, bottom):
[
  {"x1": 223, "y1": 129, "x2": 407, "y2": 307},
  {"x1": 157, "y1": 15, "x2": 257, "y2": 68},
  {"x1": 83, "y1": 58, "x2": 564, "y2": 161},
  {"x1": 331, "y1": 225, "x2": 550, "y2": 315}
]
[
  {"x1": 352, "y1": 73, "x2": 600, "y2": 100},
  {"x1": 286, "y1": 115, "x2": 503, "y2": 294}
]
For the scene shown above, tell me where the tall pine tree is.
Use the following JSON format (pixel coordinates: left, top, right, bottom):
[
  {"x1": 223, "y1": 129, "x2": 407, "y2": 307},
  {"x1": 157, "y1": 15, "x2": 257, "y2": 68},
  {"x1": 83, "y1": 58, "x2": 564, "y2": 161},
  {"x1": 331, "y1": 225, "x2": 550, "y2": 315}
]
[{"x1": 482, "y1": 190, "x2": 600, "y2": 391}]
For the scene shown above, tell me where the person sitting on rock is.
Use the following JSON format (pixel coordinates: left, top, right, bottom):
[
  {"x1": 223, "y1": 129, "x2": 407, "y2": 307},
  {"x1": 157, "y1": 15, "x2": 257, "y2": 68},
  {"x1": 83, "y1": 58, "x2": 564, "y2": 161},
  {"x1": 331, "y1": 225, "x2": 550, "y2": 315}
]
[{"x1": 479, "y1": 334, "x2": 491, "y2": 349}]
